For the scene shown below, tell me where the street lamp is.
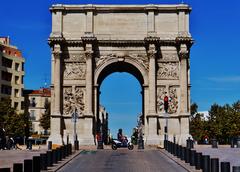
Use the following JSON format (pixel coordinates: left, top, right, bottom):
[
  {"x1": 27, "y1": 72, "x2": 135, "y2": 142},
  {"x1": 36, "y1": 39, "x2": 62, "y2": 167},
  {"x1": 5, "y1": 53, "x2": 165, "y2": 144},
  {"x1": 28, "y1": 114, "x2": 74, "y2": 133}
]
[{"x1": 72, "y1": 108, "x2": 79, "y2": 150}]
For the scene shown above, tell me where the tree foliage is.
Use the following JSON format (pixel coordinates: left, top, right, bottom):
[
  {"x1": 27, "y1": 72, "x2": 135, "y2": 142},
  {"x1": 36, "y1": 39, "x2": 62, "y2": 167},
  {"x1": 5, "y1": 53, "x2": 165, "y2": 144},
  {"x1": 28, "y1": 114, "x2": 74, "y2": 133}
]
[
  {"x1": 39, "y1": 99, "x2": 50, "y2": 133},
  {"x1": 190, "y1": 101, "x2": 240, "y2": 144},
  {"x1": 0, "y1": 98, "x2": 30, "y2": 137}
]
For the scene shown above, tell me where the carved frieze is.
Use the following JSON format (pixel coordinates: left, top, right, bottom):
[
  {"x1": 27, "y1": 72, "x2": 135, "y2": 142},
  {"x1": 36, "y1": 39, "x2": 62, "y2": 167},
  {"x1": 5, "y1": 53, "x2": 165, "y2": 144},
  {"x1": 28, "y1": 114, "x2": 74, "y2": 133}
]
[
  {"x1": 161, "y1": 53, "x2": 178, "y2": 61},
  {"x1": 63, "y1": 87, "x2": 85, "y2": 116},
  {"x1": 95, "y1": 53, "x2": 149, "y2": 71},
  {"x1": 168, "y1": 87, "x2": 178, "y2": 114},
  {"x1": 95, "y1": 54, "x2": 116, "y2": 66},
  {"x1": 157, "y1": 87, "x2": 167, "y2": 113},
  {"x1": 157, "y1": 62, "x2": 179, "y2": 80},
  {"x1": 64, "y1": 53, "x2": 85, "y2": 62},
  {"x1": 64, "y1": 63, "x2": 86, "y2": 80},
  {"x1": 128, "y1": 54, "x2": 149, "y2": 71}
]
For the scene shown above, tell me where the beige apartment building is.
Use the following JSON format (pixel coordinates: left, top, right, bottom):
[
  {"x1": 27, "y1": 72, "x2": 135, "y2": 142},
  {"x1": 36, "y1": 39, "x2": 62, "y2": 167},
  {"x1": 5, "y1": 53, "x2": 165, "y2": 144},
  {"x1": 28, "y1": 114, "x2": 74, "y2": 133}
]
[
  {"x1": 24, "y1": 88, "x2": 51, "y2": 134},
  {"x1": 0, "y1": 37, "x2": 25, "y2": 112}
]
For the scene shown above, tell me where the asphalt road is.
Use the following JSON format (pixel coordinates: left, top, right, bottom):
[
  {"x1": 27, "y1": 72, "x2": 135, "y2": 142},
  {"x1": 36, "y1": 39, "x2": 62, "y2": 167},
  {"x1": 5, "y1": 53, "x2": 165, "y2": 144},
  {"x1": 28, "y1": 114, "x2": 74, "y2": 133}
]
[{"x1": 57, "y1": 149, "x2": 187, "y2": 172}]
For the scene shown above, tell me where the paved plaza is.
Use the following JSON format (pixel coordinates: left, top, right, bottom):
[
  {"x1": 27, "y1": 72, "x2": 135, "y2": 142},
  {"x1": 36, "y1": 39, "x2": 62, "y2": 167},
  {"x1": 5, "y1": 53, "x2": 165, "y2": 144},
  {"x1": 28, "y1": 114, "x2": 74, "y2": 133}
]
[{"x1": 194, "y1": 145, "x2": 240, "y2": 170}]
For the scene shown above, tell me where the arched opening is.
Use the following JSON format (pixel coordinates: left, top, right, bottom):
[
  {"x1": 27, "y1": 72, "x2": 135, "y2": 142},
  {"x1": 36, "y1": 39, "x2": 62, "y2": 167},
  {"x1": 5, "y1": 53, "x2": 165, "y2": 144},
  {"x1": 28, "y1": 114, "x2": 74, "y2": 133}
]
[{"x1": 95, "y1": 61, "x2": 145, "y2": 144}]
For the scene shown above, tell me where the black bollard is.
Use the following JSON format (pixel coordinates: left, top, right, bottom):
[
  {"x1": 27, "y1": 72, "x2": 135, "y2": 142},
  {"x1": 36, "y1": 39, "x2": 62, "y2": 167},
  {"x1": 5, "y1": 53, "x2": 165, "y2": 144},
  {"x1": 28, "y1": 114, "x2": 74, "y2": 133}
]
[
  {"x1": 32, "y1": 156, "x2": 41, "y2": 172},
  {"x1": 221, "y1": 162, "x2": 230, "y2": 172},
  {"x1": 28, "y1": 139, "x2": 32, "y2": 150},
  {"x1": 233, "y1": 166, "x2": 240, "y2": 172},
  {"x1": 186, "y1": 137, "x2": 191, "y2": 149},
  {"x1": 48, "y1": 141, "x2": 52, "y2": 150},
  {"x1": 46, "y1": 150, "x2": 53, "y2": 167},
  {"x1": 74, "y1": 140, "x2": 79, "y2": 150},
  {"x1": 177, "y1": 145, "x2": 182, "y2": 158},
  {"x1": 65, "y1": 145, "x2": 68, "y2": 157},
  {"x1": 52, "y1": 149, "x2": 57, "y2": 164},
  {"x1": 24, "y1": 159, "x2": 33, "y2": 172},
  {"x1": 185, "y1": 148, "x2": 190, "y2": 163},
  {"x1": 13, "y1": 163, "x2": 23, "y2": 172},
  {"x1": 68, "y1": 144, "x2": 71, "y2": 155},
  {"x1": 61, "y1": 146, "x2": 66, "y2": 159},
  {"x1": 173, "y1": 143, "x2": 177, "y2": 156},
  {"x1": 181, "y1": 147, "x2": 185, "y2": 160},
  {"x1": 190, "y1": 150, "x2": 196, "y2": 166},
  {"x1": 195, "y1": 152, "x2": 202, "y2": 170},
  {"x1": 40, "y1": 153, "x2": 47, "y2": 170},
  {"x1": 237, "y1": 137, "x2": 240, "y2": 148},
  {"x1": 211, "y1": 158, "x2": 219, "y2": 172},
  {"x1": 56, "y1": 148, "x2": 60, "y2": 162},
  {"x1": 212, "y1": 138, "x2": 218, "y2": 148},
  {"x1": 69, "y1": 144, "x2": 72, "y2": 155},
  {"x1": 231, "y1": 138, "x2": 235, "y2": 148},
  {"x1": 201, "y1": 155, "x2": 210, "y2": 172},
  {"x1": 0, "y1": 168, "x2": 11, "y2": 172},
  {"x1": 175, "y1": 143, "x2": 178, "y2": 156}
]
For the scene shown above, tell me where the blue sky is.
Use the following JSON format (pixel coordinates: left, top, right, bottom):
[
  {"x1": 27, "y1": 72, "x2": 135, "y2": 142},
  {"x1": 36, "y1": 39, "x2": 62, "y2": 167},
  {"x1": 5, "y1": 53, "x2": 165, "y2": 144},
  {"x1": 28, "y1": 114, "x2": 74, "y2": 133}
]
[{"x1": 1, "y1": 0, "x2": 240, "y2": 136}]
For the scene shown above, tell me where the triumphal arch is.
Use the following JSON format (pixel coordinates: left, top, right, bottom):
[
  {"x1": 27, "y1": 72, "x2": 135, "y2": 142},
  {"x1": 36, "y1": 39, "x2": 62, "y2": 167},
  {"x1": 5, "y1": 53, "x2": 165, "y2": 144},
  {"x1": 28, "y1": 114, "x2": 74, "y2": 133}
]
[{"x1": 48, "y1": 4, "x2": 193, "y2": 146}]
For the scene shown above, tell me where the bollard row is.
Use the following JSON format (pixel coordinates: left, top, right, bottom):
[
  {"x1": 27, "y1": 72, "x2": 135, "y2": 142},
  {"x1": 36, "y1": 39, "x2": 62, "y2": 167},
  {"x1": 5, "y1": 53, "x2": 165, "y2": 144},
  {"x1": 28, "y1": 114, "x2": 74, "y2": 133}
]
[
  {"x1": 164, "y1": 140, "x2": 240, "y2": 172},
  {"x1": 0, "y1": 143, "x2": 73, "y2": 172}
]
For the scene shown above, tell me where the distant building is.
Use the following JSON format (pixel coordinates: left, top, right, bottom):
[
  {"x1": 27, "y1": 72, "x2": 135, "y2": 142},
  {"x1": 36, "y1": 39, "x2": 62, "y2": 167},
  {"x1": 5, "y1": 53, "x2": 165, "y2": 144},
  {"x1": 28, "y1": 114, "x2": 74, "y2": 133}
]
[
  {"x1": 24, "y1": 88, "x2": 51, "y2": 134},
  {"x1": 0, "y1": 37, "x2": 25, "y2": 112},
  {"x1": 99, "y1": 106, "x2": 109, "y2": 144}
]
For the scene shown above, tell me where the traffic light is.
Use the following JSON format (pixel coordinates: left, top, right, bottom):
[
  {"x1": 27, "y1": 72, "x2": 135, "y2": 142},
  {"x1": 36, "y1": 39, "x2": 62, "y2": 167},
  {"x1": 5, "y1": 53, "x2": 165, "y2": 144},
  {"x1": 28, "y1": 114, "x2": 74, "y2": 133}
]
[{"x1": 164, "y1": 96, "x2": 168, "y2": 113}]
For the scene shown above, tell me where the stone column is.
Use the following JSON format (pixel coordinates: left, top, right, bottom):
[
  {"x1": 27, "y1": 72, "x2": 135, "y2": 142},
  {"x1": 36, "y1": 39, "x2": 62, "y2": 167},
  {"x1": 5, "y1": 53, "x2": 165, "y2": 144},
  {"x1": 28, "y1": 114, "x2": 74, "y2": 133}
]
[
  {"x1": 79, "y1": 43, "x2": 95, "y2": 145},
  {"x1": 148, "y1": 44, "x2": 157, "y2": 115},
  {"x1": 146, "y1": 44, "x2": 159, "y2": 145},
  {"x1": 179, "y1": 43, "x2": 191, "y2": 146},
  {"x1": 48, "y1": 44, "x2": 63, "y2": 145},
  {"x1": 85, "y1": 45, "x2": 94, "y2": 117}
]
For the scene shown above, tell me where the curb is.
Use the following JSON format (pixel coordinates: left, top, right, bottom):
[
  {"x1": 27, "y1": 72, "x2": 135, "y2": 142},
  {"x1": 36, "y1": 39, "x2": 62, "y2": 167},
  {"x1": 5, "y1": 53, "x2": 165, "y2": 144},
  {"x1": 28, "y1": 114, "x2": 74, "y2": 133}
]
[
  {"x1": 46, "y1": 150, "x2": 82, "y2": 172},
  {"x1": 158, "y1": 149, "x2": 202, "y2": 172}
]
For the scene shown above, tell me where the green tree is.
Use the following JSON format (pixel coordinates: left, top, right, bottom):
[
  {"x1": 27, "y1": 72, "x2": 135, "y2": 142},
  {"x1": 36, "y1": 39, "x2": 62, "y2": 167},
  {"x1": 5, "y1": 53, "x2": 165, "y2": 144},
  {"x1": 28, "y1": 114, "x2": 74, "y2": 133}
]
[
  {"x1": 39, "y1": 99, "x2": 50, "y2": 134},
  {"x1": 0, "y1": 98, "x2": 15, "y2": 126},
  {"x1": 0, "y1": 98, "x2": 30, "y2": 137},
  {"x1": 190, "y1": 103, "x2": 206, "y2": 142}
]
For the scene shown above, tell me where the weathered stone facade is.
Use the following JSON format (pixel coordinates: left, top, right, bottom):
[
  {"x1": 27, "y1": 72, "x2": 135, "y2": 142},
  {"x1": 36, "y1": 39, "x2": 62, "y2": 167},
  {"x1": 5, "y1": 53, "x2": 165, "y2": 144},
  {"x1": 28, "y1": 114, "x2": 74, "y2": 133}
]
[{"x1": 48, "y1": 4, "x2": 193, "y2": 146}]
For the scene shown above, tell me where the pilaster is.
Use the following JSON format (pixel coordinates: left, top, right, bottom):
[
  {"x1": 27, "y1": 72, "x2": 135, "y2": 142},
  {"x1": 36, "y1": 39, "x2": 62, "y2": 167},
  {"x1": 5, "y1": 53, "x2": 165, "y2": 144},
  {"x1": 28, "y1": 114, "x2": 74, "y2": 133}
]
[
  {"x1": 179, "y1": 44, "x2": 189, "y2": 114},
  {"x1": 48, "y1": 44, "x2": 63, "y2": 145}
]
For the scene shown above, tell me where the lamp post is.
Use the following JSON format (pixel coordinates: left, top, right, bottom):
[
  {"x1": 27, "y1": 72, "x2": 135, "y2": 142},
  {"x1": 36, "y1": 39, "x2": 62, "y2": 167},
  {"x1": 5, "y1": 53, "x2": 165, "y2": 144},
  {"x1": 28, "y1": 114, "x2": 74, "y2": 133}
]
[
  {"x1": 72, "y1": 108, "x2": 79, "y2": 150},
  {"x1": 163, "y1": 95, "x2": 169, "y2": 141}
]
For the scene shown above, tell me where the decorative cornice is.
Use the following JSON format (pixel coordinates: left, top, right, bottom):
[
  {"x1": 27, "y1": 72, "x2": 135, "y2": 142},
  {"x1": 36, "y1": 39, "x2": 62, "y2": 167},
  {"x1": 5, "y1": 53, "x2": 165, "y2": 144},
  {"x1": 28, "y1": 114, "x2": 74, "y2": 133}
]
[
  {"x1": 50, "y1": 4, "x2": 191, "y2": 13},
  {"x1": 48, "y1": 37, "x2": 190, "y2": 47},
  {"x1": 176, "y1": 36, "x2": 194, "y2": 47}
]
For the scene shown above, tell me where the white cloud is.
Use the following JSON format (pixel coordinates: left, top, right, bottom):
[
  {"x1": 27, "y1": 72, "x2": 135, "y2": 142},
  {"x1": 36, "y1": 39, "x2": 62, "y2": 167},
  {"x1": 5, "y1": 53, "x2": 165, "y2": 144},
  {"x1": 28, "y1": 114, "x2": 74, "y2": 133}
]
[{"x1": 207, "y1": 76, "x2": 240, "y2": 82}]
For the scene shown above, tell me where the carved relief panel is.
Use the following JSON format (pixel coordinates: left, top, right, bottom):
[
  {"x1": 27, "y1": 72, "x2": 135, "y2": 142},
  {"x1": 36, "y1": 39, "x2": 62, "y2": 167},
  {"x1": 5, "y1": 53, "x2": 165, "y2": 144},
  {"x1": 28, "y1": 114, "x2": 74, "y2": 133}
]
[
  {"x1": 63, "y1": 63, "x2": 86, "y2": 80},
  {"x1": 168, "y1": 87, "x2": 178, "y2": 114},
  {"x1": 157, "y1": 62, "x2": 179, "y2": 80},
  {"x1": 63, "y1": 86, "x2": 85, "y2": 116},
  {"x1": 157, "y1": 87, "x2": 167, "y2": 113},
  {"x1": 157, "y1": 86, "x2": 179, "y2": 114}
]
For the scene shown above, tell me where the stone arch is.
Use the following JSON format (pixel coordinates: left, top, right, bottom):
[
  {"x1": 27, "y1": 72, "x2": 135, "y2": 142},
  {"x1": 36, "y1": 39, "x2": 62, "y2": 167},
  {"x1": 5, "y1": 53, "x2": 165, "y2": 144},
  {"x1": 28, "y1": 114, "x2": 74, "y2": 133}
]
[{"x1": 94, "y1": 57, "x2": 149, "y2": 86}]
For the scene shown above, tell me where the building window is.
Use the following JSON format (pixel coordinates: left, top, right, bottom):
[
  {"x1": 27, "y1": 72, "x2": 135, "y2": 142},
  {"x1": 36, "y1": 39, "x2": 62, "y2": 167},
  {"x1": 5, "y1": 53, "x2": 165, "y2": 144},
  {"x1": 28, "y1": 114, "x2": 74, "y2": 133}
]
[
  {"x1": 1, "y1": 71, "x2": 12, "y2": 82},
  {"x1": 15, "y1": 76, "x2": 20, "y2": 84},
  {"x1": 14, "y1": 89, "x2": 19, "y2": 97},
  {"x1": 30, "y1": 97, "x2": 36, "y2": 107},
  {"x1": 2, "y1": 56, "x2": 13, "y2": 68},
  {"x1": 15, "y1": 63, "x2": 19, "y2": 71},
  {"x1": 21, "y1": 101, "x2": 24, "y2": 110},
  {"x1": 30, "y1": 110, "x2": 36, "y2": 121},
  {"x1": 14, "y1": 102, "x2": 18, "y2": 109},
  {"x1": 22, "y1": 63, "x2": 24, "y2": 71},
  {"x1": 1, "y1": 85, "x2": 12, "y2": 95}
]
